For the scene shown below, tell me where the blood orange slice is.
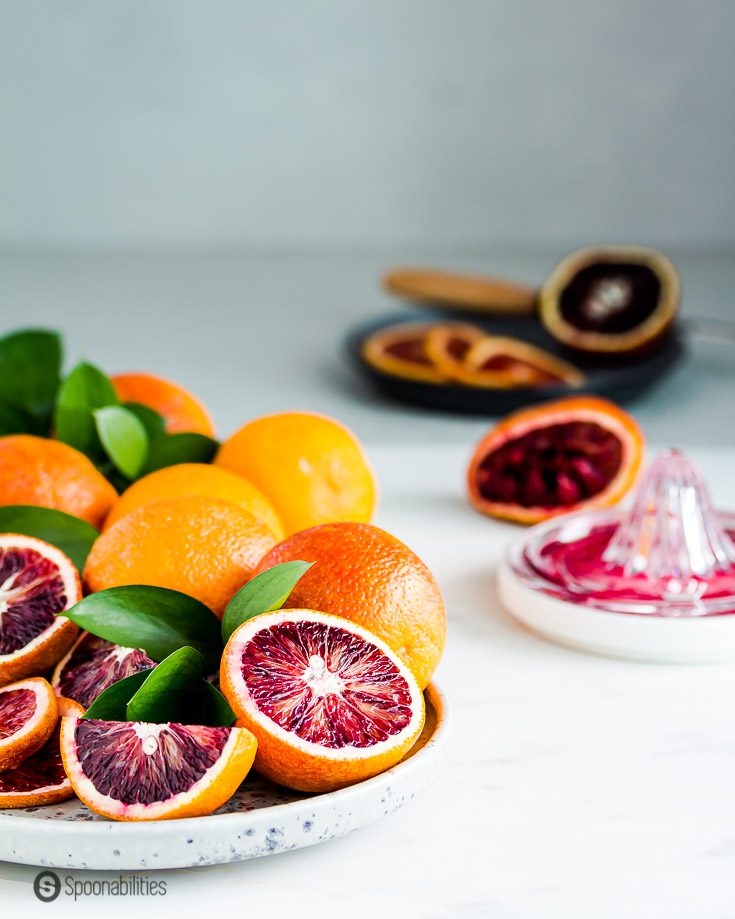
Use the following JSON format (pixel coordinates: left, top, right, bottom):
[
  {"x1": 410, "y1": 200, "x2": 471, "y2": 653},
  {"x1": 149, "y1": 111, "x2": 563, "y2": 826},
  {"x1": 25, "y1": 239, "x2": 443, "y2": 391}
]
[
  {"x1": 220, "y1": 609, "x2": 426, "y2": 793},
  {"x1": 0, "y1": 677, "x2": 58, "y2": 770},
  {"x1": 467, "y1": 396, "x2": 643, "y2": 524},
  {"x1": 60, "y1": 718, "x2": 258, "y2": 821},
  {"x1": 456, "y1": 337, "x2": 585, "y2": 388},
  {"x1": 0, "y1": 726, "x2": 73, "y2": 809},
  {"x1": 361, "y1": 323, "x2": 446, "y2": 384},
  {"x1": 52, "y1": 632, "x2": 155, "y2": 709},
  {"x1": 423, "y1": 323, "x2": 487, "y2": 378},
  {"x1": 0, "y1": 534, "x2": 81, "y2": 686}
]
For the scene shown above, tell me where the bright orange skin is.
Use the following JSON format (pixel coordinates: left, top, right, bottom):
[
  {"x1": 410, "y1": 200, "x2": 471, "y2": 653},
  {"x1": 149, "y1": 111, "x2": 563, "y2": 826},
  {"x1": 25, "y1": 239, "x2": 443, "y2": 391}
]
[
  {"x1": 103, "y1": 463, "x2": 285, "y2": 539},
  {"x1": 0, "y1": 435, "x2": 116, "y2": 528},
  {"x1": 467, "y1": 396, "x2": 644, "y2": 525},
  {"x1": 0, "y1": 725, "x2": 74, "y2": 809},
  {"x1": 84, "y1": 496, "x2": 277, "y2": 617},
  {"x1": 216, "y1": 412, "x2": 377, "y2": 535},
  {"x1": 0, "y1": 678, "x2": 59, "y2": 770},
  {"x1": 60, "y1": 718, "x2": 258, "y2": 821},
  {"x1": 111, "y1": 372, "x2": 215, "y2": 437},
  {"x1": 220, "y1": 609, "x2": 425, "y2": 792},
  {"x1": 56, "y1": 696, "x2": 86, "y2": 717},
  {"x1": 254, "y1": 523, "x2": 446, "y2": 690}
]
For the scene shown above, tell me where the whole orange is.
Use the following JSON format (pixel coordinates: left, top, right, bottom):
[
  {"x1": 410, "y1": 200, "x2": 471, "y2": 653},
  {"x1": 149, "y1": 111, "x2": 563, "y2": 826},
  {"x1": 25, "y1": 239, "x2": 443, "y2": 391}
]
[
  {"x1": 0, "y1": 435, "x2": 117, "y2": 529},
  {"x1": 84, "y1": 496, "x2": 277, "y2": 616},
  {"x1": 215, "y1": 412, "x2": 377, "y2": 535},
  {"x1": 111, "y1": 372, "x2": 215, "y2": 437},
  {"x1": 254, "y1": 522, "x2": 445, "y2": 689},
  {"x1": 103, "y1": 463, "x2": 284, "y2": 538}
]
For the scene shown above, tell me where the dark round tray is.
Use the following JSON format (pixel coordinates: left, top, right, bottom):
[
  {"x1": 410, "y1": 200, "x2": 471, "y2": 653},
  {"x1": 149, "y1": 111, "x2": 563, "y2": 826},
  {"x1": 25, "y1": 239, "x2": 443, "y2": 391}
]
[{"x1": 345, "y1": 312, "x2": 686, "y2": 416}]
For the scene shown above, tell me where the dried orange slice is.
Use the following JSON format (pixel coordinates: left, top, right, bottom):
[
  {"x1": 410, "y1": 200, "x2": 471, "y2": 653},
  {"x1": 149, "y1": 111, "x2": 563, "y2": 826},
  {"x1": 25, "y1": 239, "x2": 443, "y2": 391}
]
[
  {"x1": 60, "y1": 717, "x2": 258, "y2": 821},
  {"x1": 0, "y1": 677, "x2": 58, "y2": 770},
  {"x1": 221, "y1": 609, "x2": 426, "y2": 793},
  {"x1": 467, "y1": 396, "x2": 644, "y2": 524},
  {"x1": 423, "y1": 323, "x2": 487, "y2": 378},
  {"x1": 0, "y1": 534, "x2": 81, "y2": 686},
  {"x1": 452, "y1": 336, "x2": 585, "y2": 388},
  {"x1": 361, "y1": 323, "x2": 446, "y2": 384}
]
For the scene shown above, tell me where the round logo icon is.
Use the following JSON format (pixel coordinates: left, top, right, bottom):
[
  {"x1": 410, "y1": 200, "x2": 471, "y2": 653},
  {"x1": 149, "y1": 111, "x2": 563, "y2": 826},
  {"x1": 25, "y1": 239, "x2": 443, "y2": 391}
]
[{"x1": 33, "y1": 871, "x2": 61, "y2": 903}]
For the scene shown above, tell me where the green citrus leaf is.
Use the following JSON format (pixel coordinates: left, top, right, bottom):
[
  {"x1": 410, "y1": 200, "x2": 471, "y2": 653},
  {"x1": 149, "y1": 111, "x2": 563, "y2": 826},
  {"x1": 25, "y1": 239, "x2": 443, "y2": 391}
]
[
  {"x1": 94, "y1": 405, "x2": 149, "y2": 479},
  {"x1": 142, "y1": 432, "x2": 218, "y2": 475},
  {"x1": 198, "y1": 681, "x2": 236, "y2": 727},
  {"x1": 0, "y1": 329, "x2": 62, "y2": 424},
  {"x1": 221, "y1": 560, "x2": 313, "y2": 643},
  {"x1": 122, "y1": 402, "x2": 166, "y2": 439},
  {"x1": 62, "y1": 585, "x2": 223, "y2": 671},
  {"x1": 126, "y1": 647, "x2": 207, "y2": 723},
  {"x1": 83, "y1": 669, "x2": 155, "y2": 720},
  {"x1": 0, "y1": 399, "x2": 44, "y2": 436},
  {"x1": 55, "y1": 361, "x2": 119, "y2": 457},
  {"x1": 0, "y1": 505, "x2": 99, "y2": 572}
]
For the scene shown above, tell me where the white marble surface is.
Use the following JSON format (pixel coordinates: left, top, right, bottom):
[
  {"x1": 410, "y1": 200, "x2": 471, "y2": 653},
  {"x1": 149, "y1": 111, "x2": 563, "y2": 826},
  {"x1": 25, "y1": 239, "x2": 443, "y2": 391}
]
[{"x1": 4, "y1": 443, "x2": 735, "y2": 917}]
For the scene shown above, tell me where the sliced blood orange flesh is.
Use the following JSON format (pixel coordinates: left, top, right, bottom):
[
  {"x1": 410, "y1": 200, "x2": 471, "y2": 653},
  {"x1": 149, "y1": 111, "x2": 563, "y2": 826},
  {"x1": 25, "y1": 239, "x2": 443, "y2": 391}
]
[
  {"x1": 52, "y1": 632, "x2": 155, "y2": 710},
  {"x1": 60, "y1": 718, "x2": 258, "y2": 821},
  {"x1": 0, "y1": 677, "x2": 58, "y2": 770},
  {"x1": 455, "y1": 337, "x2": 585, "y2": 389},
  {"x1": 424, "y1": 323, "x2": 486, "y2": 379},
  {"x1": 0, "y1": 534, "x2": 80, "y2": 686},
  {"x1": 361, "y1": 324, "x2": 446, "y2": 384},
  {"x1": 221, "y1": 609, "x2": 426, "y2": 793},
  {"x1": 0, "y1": 726, "x2": 73, "y2": 808},
  {"x1": 467, "y1": 396, "x2": 644, "y2": 524}
]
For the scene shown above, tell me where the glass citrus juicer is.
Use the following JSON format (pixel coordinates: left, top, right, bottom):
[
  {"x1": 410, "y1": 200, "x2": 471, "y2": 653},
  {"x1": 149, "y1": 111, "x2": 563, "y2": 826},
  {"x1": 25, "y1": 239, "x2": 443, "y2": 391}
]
[{"x1": 498, "y1": 449, "x2": 735, "y2": 661}]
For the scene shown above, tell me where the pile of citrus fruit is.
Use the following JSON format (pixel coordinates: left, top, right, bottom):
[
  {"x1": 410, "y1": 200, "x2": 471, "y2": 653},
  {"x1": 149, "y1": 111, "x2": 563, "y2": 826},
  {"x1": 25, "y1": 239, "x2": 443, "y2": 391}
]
[{"x1": 0, "y1": 327, "x2": 445, "y2": 821}]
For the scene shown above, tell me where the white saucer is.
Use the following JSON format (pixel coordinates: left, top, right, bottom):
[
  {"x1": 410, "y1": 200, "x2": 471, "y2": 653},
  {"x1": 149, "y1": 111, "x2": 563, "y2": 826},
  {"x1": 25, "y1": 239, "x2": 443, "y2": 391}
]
[
  {"x1": 0, "y1": 684, "x2": 449, "y2": 871},
  {"x1": 498, "y1": 561, "x2": 735, "y2": 663}
]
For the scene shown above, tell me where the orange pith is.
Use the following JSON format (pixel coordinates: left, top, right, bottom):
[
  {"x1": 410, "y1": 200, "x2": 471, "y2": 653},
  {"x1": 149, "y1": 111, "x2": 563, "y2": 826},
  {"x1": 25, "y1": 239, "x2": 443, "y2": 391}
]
[
  {"x1": 0, "y1": 534, "x2": 81, "y2": 687},
  {"x1": 103, "y1": 462, "x2": 285, "y2": 539},
  {"x1": 0, "y1": 677, "x2": 59, "y2": 770},
  {"x1": 0, "y1": 435, "x2": 117, "y2": 528},
  {"x1": 84, "y1": 496, "x2": 277, "y2": 617},
  {"x1": 467, "y1": 396, "x2": 644, "y2": 524},
  {"x1": 111, "y1": 372, "x2": 215, "y2": 437},
  {"x1": 254, "y1": 522, "x2": 445, "y2": 690},
  {"x1": 215, "y1": 412, "x2": 377, "y2": 536},
  {"x1": 60, "y1": 717, "x2": 258, "y2": 821},
  {"x1": 220, "y1": 609, "x2": 425, "y2": 793},
  {"x1": 362, "y1": 323, "x2": 448, "y2": 384}
]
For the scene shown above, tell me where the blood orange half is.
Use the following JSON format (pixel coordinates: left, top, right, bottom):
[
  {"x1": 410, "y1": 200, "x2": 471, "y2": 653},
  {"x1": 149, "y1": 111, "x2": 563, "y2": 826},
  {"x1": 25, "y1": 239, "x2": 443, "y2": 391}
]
[
  {"x1": 60, "y1": 718, "x2": 258, "y2": 821},
  {"x1": 0, "y1": 677, "x2": 58, "y2": 770},
  {"x1": 467, "y1": 396, "x2": 644, "y2": 524},
  {"x1": 0, "y1": 726, "x2": 73, "y2": 809},
  {"x1": 52, "y1": 632, "x2": 155, "y2": 709},
  {"x1": 0, "y1": 534, "x2": 81, "y2": 686},
  {"x1": 220, "y1": 609, "x2": 426, "y2": 793}
]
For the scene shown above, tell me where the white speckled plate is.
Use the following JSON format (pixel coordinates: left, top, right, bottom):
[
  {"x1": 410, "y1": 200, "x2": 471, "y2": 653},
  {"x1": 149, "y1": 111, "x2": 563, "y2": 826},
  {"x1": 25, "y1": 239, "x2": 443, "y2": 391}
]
[{"x1": 0, "y1": 684, "x2": 448, "y2": 871}]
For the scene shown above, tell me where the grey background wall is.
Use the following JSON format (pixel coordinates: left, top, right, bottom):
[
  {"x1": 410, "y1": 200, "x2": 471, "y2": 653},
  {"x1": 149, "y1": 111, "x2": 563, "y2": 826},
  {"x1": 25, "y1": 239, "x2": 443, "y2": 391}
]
[{"x1": 1, "y1": 0, "x2": 733, "y2": 250}]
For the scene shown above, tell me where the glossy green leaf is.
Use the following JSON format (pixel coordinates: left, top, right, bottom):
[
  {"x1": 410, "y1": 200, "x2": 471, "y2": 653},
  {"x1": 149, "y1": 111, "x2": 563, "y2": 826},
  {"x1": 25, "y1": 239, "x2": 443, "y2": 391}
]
[
  {"x1": 94, "y1": 405, "x2": 149, "y2": 479},
  {"x1": 62, "y1": 585, "x2": 222, "y2": 671},
  {"x1": 122, "y1": 402, "x2": 166, "y2": 439},
  {"x1": 0, "y1": 329, "x2": 62, "y2": 423},
  {"x1": 221, "y1": 560, "x2": 313, "y2": 643},
  {"x1": 198, "y1": 681, "x2": 236, "y2": 727},
  {"x1": 0, "y1": 505, "x2": 99, "y2": 571},
  {"x1": 142, "y1": 432, "x2": 218, "y2": 474},
  {"x1": 0, "y1": 400, "x2": 43, "y2": 436},
  {"x1": 83, "y1": 669, "x2": 154, "y2": 720},
  {"x1": 126, "y1": 647, "x2": 206, "y2": 723},
  {"x1": 54, "y1": 361, "x2": 119, "y2": 456}
]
